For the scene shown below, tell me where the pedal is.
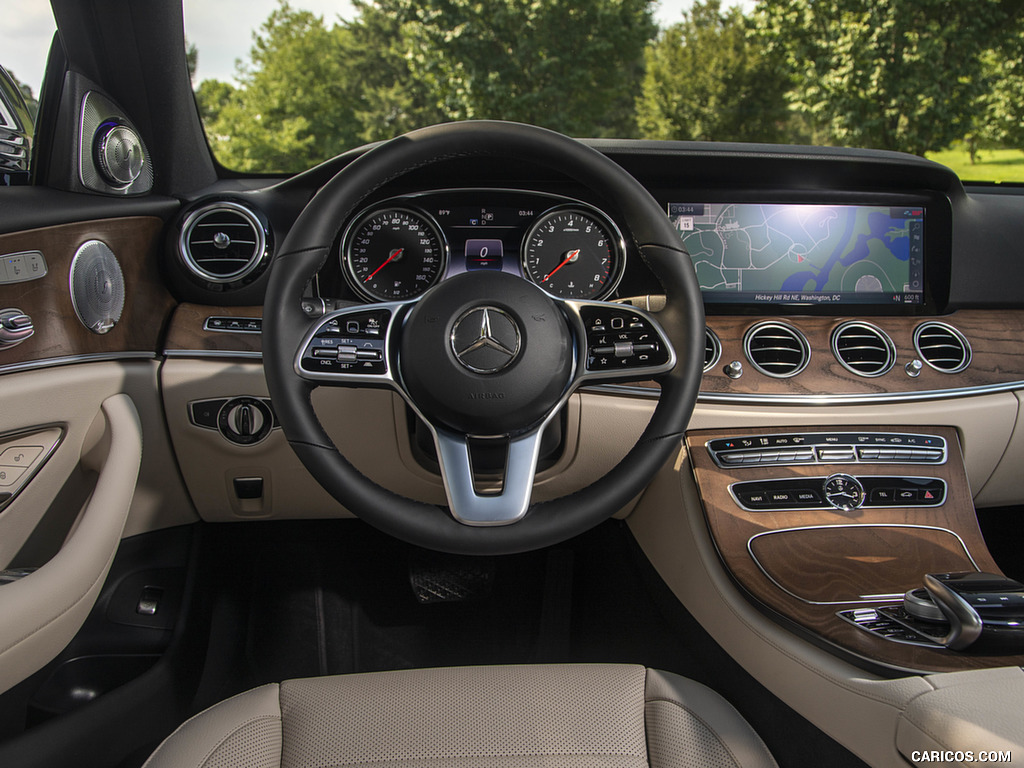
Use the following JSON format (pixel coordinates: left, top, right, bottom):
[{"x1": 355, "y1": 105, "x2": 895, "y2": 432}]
[{"x1": 408, "y1": 555, "x2": 495, "y2": 604}]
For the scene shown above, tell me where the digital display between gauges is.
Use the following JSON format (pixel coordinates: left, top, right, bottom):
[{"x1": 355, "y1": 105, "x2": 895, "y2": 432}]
[
  {"x1": 521, "y1": 207, "x2": 623, "y2": 300},
  {"x1": 342, "y1": 207, "x2": 448, "y2": 301}
]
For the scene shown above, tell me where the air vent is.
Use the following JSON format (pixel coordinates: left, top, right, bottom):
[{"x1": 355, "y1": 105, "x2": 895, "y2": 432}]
[
  {"x1": 743, "y1": 322, "x2": 810, "y2": 378},
  {"x1": 179, "y1": 202, "x2": 268, "y2": 285},
  {"x1": 704, "y1": 327, "x2": 722, "y2": 372},
  {"x1": 914, "y1": 322, "x2": 972, "y2": 373},
  {"x1": 831, "y1": 321, "x2": 896, "y2": 377}
]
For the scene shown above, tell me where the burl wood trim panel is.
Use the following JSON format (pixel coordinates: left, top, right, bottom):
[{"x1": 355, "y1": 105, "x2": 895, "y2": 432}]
[
  {"x1": 687, "y1": 425, "x2": 1024, "y2": 673},
  {"x1": 164, "y1": 304, "x2": 263, "y2": 355},
  {"x1": 700, "y1": 311, "x2": 1024, "y2": 395},
  {"x1": 0, "y1": 217, "x2": 176, "y2": 365}
]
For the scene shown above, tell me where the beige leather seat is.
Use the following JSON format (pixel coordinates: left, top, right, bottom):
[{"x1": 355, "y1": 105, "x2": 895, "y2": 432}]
[{"x1": 143, "y1": 664, "x2": 776, "y2": 768}]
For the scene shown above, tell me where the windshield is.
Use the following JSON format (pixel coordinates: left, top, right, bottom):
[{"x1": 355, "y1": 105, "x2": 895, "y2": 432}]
[
  {"x1": 181, "y1": 0, "x2": 1024, "y2": 182},
  {"x1": 2, "y1": 1, "x2": 1022, "y2": 183}
]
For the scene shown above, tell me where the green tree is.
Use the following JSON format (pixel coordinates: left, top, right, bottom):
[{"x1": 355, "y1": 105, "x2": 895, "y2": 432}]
[
  {"x1": 388, "y1": 0, "x2": 657, "y2": 137},
  {"x1": 636, "y1": 1, "x2": 790, "y2": 142},
  {"x1": 754, "y1": 0, "x2": 1024, "y2": 156},
  {"x1": 967, "y1": 34, "x2": 1024, "y2": 160},
  {"x1": 201, "y1": 2, "x2": 362, "y2": 172}
]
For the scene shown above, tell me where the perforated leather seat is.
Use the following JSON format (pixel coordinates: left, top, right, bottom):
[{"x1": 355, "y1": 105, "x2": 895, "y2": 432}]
[{"x1": 143, "y1": 664, "x2": 776, "y2": 768}]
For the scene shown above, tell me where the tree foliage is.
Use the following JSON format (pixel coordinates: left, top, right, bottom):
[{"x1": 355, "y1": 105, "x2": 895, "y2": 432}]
[
  {"x1": 389, "y1": 0, "x2": 656, "y2": 137},
  {"x1": 636, "y1": 1, "x2": 789, "y2": 142},
  {"x1": 192, "y1": 0, "x2": 1024, "y2": 172},
  {"x1": 753, "y1": 0, "x2": 1024, "y2": 156},
  {"x1": 198, "y1": 3, "x2": 361, "y2": 172}
]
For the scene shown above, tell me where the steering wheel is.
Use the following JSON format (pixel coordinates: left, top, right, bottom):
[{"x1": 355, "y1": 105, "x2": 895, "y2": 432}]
[{"x1": 263, "y1": 121, "x2": 704, "y2": 555}]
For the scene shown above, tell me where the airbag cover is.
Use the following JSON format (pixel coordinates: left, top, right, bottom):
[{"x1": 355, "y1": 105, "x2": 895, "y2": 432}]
[{"x1": 400, "y1": 271, "x2": 572, "y2": 435}]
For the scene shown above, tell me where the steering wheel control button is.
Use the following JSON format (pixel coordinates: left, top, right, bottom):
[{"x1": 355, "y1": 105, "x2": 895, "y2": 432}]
[
  {"x1": 579, "y1": 305, "x2": 670, "y2": 374},
  {"x1": 450, "y1": 307, "x2": 521, "y2": 374},
  {"x1": 300, "y1": 309, "x2": 392, "y2": 376}
]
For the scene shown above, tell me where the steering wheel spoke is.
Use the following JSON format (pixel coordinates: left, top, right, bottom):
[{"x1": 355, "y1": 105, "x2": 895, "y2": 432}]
[
  {"x1": 294, "y1": 302, "x2": 404, "y2": 386},
  {"x1": 564, "y1": 299, "x2": 677, "y2": 386},
  {"x1": 432, "y1": 424, "x2": 549, "y2": 526}
]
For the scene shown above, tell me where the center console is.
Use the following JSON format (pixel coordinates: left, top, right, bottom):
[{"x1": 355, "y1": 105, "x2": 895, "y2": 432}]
[{"x1": 687, "y1": 425, "x2": 1024, "y2": 673}]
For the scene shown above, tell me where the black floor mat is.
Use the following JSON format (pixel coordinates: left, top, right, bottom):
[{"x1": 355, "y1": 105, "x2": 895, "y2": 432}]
[{"x1": 192, "y1": 518, "x2": 867, "y2": 768}]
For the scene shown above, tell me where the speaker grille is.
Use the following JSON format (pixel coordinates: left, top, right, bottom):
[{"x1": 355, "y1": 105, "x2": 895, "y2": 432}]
[{"x1": 69, "y1": 241, "x2": 125, "y2": 334}]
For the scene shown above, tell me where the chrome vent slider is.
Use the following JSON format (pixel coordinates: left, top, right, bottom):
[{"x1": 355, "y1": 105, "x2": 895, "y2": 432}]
[
  {"x1": 179, "y1": 201, "x2": 271, "y2": 287},
  {"x1": 743, "y1": 321, "x2": 810, "y2": 378},
  {"x1": 831, "y1": 321, "x2": 896, "y2": 377}
]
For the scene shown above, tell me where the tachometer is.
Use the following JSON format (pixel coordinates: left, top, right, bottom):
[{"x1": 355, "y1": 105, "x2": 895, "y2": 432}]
[
  {"x1": 521, "y1": 207, "x2": 623, "y2": 299},
  {"x1": 343, "y1": 207, "x2": 448, "y2": 301}
]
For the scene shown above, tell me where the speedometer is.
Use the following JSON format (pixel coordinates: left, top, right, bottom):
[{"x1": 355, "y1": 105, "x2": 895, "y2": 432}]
[
  {"x1": 343, "y1": 207, "x2": 448, "y2": 301},
  {"x1": 521, "y1": 207, "x2": 624, "y2": 299}
]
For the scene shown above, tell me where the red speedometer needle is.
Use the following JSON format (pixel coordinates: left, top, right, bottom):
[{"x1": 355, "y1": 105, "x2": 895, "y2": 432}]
[
  {"x1": 364, "y1": 248, "x2": 403, "y2": 282},
  {"x1": 543, "y1": 249, "x2": 580, "y2": 282}
]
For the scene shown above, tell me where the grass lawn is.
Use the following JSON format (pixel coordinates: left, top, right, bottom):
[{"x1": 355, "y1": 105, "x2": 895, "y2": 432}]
[{"x1": 925, "y1": 147, "x2": 1024, "y2": 184}]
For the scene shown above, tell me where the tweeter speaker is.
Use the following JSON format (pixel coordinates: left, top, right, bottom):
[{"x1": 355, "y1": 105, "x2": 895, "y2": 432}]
[
  {"x1": 78, "y1": 91, "x2": 153, "y2": 195},
  {"x1": 69, "y1": 240, "x2": 125, "y2": 334}
]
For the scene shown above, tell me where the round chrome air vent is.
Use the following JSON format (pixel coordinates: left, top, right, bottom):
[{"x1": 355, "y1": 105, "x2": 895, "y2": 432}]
[
  {"x1": 831, "y1": 321, "x2": 896, "y2": 377},
  {"x1": 179, "y1": 201, "x2": 270, "y2": 285},
  {"x1": 914, "y1": 321, "x2": 972, "y2": 373},
  {"x1": 744, "y1": 322, "x2": 810, "y2": 378},
  {"x1": 704, "y1": 327, "x2": 722, "y2": 372}
]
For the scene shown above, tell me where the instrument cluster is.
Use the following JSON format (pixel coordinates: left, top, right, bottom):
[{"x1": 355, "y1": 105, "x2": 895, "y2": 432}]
[{"x1": 339, "y1": 189, "x2": 626, "y2": 302}]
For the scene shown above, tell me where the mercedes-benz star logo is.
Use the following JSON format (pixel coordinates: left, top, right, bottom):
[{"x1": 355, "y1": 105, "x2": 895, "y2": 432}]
[{"x1": 450, "y1": 306, "x2": 521, "y2": 374}]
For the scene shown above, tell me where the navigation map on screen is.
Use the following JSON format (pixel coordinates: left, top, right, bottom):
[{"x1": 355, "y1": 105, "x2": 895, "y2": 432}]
[{"x1": 668, "y1": 203, "x2": 924, "y2": 306}]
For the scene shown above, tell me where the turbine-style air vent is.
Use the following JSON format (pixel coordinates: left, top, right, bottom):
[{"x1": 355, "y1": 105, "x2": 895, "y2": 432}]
[
  {"x1": 704, "y1": 327, "x2": 722, "y2": 372},
  {"x1": 831, "y1": 321, "x2": 896, "y2": 377},
  {"x1": 744, "y1": 322, "x2": 810, "y2": 378},
  {"x1": 914, "y1": 322, "x2": 972, "y2": 373},
  {"x1": 179, "y1": 202, "x2": 269, "y2": 285}
]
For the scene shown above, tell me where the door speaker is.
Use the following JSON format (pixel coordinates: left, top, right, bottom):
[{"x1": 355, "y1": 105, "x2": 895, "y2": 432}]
[{"x1": 69, "y1": 241, "x2": 125, "y2": 334}]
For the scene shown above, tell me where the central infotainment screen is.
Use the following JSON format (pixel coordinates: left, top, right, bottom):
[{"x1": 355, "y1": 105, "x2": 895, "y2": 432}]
[{"x1": 667, "y1": 203, "x2": 924, "y2": 306}]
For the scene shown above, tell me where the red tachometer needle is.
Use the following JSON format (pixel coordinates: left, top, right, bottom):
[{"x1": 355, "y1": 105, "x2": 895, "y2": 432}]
[
  {"x1": 543, "y1": 249, "x2": 580, "y2": 282},
  {"x1": 364, "y1": 248, "x2": 404, "y2": 282}
]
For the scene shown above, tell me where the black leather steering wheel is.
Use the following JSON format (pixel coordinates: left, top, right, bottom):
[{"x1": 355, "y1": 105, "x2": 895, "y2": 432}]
[{"x1": 263, "y1": 121, "x2": 704, "y2": 555}]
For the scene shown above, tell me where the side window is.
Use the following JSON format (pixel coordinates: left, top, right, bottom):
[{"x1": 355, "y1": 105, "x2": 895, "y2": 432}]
[
  {"x1": 1, "y1": 6, "x2": 55, "y2": 186},
  {"x1": 0, "y1": 66, "x2": 35, "y2": 186}
]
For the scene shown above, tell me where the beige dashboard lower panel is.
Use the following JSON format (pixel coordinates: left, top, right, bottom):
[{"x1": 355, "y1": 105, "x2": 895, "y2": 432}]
[{"x1": 161, "y1": 360, "x2": 655, "y2": 522}]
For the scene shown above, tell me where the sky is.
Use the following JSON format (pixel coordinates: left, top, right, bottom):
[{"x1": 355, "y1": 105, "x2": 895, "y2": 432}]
[{"x1": 2, "y1": 0, "x2": 743, "y2": 98}]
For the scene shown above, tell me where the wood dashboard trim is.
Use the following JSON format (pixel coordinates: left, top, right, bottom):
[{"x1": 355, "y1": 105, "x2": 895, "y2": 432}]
[
  {"x1": 687, "y1": 425, "x2": 1024, "y2": 674},
  {"x1": 0, "y1": 217, "x2": 176, "y2": 367}
]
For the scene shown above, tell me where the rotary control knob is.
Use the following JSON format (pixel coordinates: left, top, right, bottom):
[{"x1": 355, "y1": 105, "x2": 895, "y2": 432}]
[
  {"x1": 94, "y1": 122, "x2": 145, "y2": 188},
  {"x1": 822, "y1": 473, "x2": 865, "y2": 512},
  {"x1": 217, "y1": 397, "x2": 273, "y2": 445}
]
